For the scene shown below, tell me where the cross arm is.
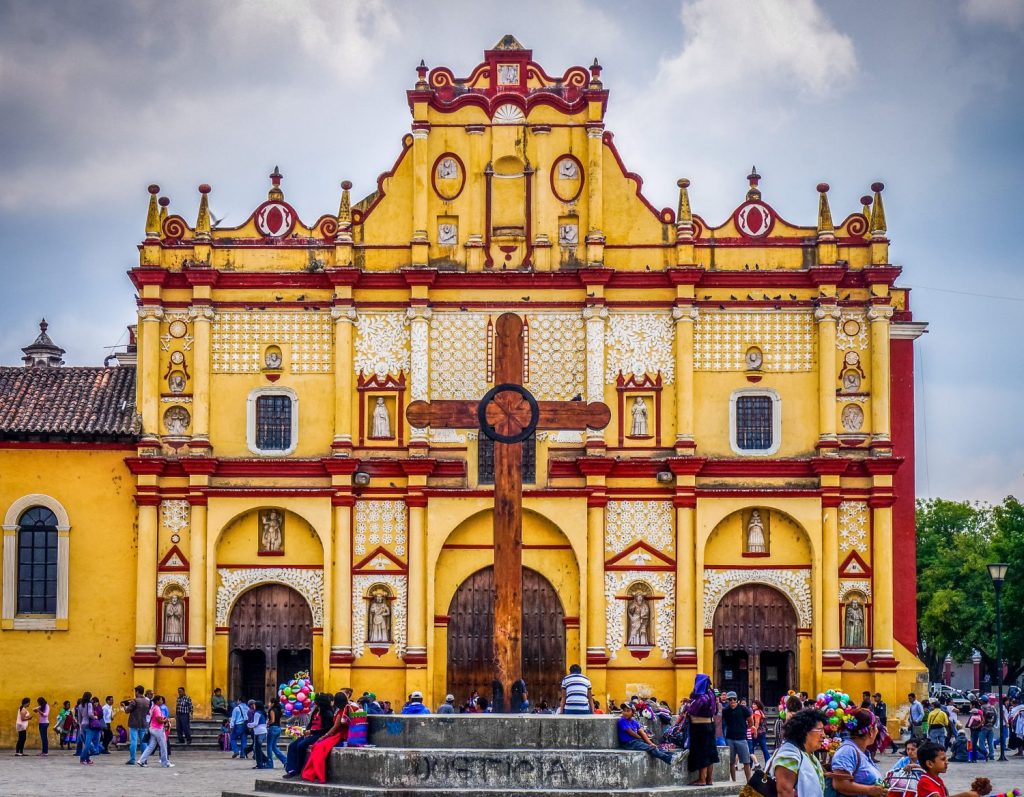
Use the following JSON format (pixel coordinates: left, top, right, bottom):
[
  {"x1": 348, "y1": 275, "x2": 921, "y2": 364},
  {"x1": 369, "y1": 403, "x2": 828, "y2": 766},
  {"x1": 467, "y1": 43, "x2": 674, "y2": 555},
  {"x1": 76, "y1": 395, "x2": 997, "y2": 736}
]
[
  {"x1": 406, "y1": 400, "x2": 479, "y2": 430},
  {"x1": 536, "y1": 401, "x2": 611, "y2": 431}
]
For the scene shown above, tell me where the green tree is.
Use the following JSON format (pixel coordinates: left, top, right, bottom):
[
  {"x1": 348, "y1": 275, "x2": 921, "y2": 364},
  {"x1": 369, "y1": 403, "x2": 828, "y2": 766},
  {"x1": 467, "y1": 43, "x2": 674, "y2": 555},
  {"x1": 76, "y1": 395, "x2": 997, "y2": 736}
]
[{"x1": 916, "y1": 496, "x2": 1024, "y2": 685}]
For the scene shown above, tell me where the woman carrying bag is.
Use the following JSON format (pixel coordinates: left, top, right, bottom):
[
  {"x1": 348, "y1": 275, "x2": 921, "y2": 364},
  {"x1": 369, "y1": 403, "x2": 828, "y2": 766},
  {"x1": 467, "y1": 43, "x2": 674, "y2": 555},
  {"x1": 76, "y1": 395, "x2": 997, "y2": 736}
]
[
  {"x1": 768, "y1": 709, "x2": 829, "y2": 797},
  {"x1": 828, "y1": 708, "x2": 886, "y2": 797}
]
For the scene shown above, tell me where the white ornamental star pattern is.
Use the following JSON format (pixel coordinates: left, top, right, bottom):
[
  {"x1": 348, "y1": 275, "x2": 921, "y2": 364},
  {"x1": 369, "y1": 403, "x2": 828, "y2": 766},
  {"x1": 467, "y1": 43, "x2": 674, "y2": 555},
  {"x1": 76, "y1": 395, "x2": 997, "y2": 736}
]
[
  {"x1": 838, "y1": 501, "x2": 869, "y2": 554},
  {"x1": 212, "y1": 311, "x2": 332, "y2": 374},
  {"x1": 161, "y1": 500, "x2": 190, "y2": 533},
  {"x1": 527, "y1": 314, "x2": 586, "y2": 401},
  {"x1": 693, "y1": 311, "x2": 815, "y2": 372},
  {"x1": 604, "y1": 313, "x2": 675, "y2": 384},
  {"x1": 354, "y1": 312, "x2": 410, "y2": 378},
  {"x1": 354, "y1": 501, "x2": 407, "y2": 558},
  {"x1": 836, "y1": 311, "x2": 870, "y2": 351},
  {"x1": 605, "y1": 501, "x2": 674, "y2": 556},
  {"x1": 429, "y1": 313, "x2": 490, "y2": 400}
]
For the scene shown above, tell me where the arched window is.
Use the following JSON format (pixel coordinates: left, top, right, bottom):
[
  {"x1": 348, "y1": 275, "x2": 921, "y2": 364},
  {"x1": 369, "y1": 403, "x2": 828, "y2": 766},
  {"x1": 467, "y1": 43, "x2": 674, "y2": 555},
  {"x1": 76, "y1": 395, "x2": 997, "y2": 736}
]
[{"x1": 17, "y1": 507, "x2": 59, "y2": 614}]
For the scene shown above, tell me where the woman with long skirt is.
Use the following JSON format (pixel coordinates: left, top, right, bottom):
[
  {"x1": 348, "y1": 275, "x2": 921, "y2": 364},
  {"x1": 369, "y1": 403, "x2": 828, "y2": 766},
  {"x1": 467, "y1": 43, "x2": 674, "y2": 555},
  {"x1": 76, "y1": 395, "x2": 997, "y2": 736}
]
[{"x1": 685, "y1": 674, "x2": 720, "y2": 786}]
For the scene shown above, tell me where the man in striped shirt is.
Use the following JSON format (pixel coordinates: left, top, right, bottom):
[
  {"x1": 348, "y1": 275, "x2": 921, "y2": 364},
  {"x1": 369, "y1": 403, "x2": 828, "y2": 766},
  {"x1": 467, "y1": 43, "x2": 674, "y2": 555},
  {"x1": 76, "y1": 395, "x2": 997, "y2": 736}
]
[{"x1": 560, "y1": 664, "x2": 594, "y2": 715}]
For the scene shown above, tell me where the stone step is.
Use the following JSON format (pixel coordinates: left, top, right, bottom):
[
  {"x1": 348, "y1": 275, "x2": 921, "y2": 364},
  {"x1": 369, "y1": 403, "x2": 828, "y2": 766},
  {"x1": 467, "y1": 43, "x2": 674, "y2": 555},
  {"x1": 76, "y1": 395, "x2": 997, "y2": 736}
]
[
  {"x1": 327, "y1": 747, "x2": 694, "y2": 790},
  {"x1": 367, "y1": 715, "x2": 622, "y2": 750},
  {"x1": 223, "y1": 779, "x2": 741, "y2": 797}
]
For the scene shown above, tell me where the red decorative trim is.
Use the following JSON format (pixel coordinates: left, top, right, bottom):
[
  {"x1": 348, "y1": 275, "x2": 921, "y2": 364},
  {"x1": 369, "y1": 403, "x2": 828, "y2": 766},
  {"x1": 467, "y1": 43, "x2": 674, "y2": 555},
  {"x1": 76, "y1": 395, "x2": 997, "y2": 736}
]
[
  {"x1": 605, "y1": 540, "x2": 675, "y2": 571},
  {"x1": 867, "y1": 654, "x2": 900, "y2": 670},
  {"x1": 405, "y1": 494, "x2": 428, "y2": 508},
  {"x1": 403, "y1": 652, "x2": 428, "y2": 665},
  {"x1": 616, "y1": 371, "x2": 663, "y2": 448},
  {"x1": 562, "y1": 616, "x2": 580, "y2": 628},
  {"x1": 329, "y1": 652, "x2": 355, "y2": 665},
  {"x1": 134, "y1": 494, "x2": 162, "y2": 507},
  {"x1": 131, "y1": 650, "x2": 161, "y2": 665},
  {"x1": 183, "y1": 650, "x2": 207, "y2": 665},
  {"x1": 157, "y1": 545, "x2": 190, "y2": 572},
  {"x1": 433, "y1": 614, "x2": 450, "y2": 626},
  {"x1": 550, "y1": 154, "x2": 584, "y2": 203},
  {"x1": 431, "y1": 152, "x2": 467, "y2": 201},
  {"x1": 400, "y1": 459, "x2": 437, "y2": 477},
  {"x1": 352, "y1": 546, "x2": 408, "y2": 575},
  {"x1": 586, "y1": 651, "x2": 611, "y2": 666},
  {"x1": 842, "y1": 651, "x2": 871, "y2": 665},
  {"x1": 628, "y1": 647, "x2": 652, "y2": 660},
  {"x1": 838, "y1": 550, "x2": 872, "y2": 578},
  {"x1": 216, "y1": 563, "x2": 323, "y2": 570},
  {"x1": 576, "y1": 457, "x2": 615, "y2": 477},
  {"x1": 705, "y1": 564, "x2": 812, "y2": 571},
  {"x1": 821, "y1": 652, "x2": 844, "y2": 668},
  {"x1": 257, "y1": 550, "x2": 285, "y2": 557}
]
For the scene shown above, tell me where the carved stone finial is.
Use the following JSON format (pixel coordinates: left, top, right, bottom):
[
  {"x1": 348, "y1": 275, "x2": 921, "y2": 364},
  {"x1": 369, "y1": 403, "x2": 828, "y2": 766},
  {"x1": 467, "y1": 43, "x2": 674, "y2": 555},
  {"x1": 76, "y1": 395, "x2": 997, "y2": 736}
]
[
  {"x1": 158, "y1": 196, "x2": 169, "y2": 225},
  {"x1": 145, "y1": 184, "x2": 161, "y2": 239},
  {"x1": 415, "y1": 59, "x2": 428, "y2": 89},
  {"x1": 816, "y1": 182, "x2": 834, "y2": 235},
  {"x1": 22, "y1": 318, "x2": 66, "y2": 368},
  {"x1": 869, "y1": 182, "x2": 887, "y2": 236},
  {"x1": 589, "y1": 58, "x2": 603, "y2": 88},
  {"x1": 268, "y1": 166, "x2": 284, "y2": 201},
  {"x1": 195, "y1": 184, "x2": 212, "y2": 241},
  {"x1": 746, "y1": 166, "x2": 762, "y2": 201},
  {"x1": 676, "y1": 178, "x2": 692, "y2": 223},
  {"x1": 336, "y1": 179, "x2": 353, "y2": 242}
]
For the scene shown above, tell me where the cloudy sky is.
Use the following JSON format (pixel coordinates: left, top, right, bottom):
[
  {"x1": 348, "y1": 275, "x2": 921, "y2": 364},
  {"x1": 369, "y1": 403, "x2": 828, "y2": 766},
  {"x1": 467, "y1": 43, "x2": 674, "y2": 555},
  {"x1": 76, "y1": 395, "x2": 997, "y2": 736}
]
[{"x1": 0, "y1": 0, "x2": 1020, "y2": 502}]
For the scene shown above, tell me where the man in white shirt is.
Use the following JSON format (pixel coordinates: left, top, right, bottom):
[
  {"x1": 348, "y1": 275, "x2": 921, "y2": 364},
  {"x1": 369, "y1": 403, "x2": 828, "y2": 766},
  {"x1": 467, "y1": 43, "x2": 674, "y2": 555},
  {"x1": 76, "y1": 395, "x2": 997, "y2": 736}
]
[
  {"x1": 101, "y1": 696, "x2": 115, "y2": 753},
  {"x1": 559, "y1": 664, "x2": 594, "y2": 715}
]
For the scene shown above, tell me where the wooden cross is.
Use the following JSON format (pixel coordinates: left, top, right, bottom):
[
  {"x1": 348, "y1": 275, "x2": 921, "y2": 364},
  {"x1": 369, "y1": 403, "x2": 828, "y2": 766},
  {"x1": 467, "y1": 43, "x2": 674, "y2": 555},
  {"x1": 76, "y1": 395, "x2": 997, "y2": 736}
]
[{"x1": 407, "y1": 312, "x2": 611, "y2": 712}]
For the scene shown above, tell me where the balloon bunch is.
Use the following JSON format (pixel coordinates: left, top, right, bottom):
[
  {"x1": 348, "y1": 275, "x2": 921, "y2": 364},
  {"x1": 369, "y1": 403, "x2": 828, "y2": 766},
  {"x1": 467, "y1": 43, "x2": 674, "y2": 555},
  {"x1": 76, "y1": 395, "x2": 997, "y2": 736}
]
[
  {"x1": 813, "y1": 688, "x2": 856, "y2": 733},
  {"x1": 278, "y1": 671, "x2": 316, "y2": 719},
  {"x1": 778, "y1": 690, "x2": 798, "y2": 721}
]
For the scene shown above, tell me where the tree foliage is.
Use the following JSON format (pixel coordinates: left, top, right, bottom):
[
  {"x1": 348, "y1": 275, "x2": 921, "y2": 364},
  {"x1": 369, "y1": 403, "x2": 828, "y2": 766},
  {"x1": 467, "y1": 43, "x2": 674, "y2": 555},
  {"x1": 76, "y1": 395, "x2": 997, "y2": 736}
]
[{"x1": 916, "y1": 496, "x2": 1024, "y2": 684}]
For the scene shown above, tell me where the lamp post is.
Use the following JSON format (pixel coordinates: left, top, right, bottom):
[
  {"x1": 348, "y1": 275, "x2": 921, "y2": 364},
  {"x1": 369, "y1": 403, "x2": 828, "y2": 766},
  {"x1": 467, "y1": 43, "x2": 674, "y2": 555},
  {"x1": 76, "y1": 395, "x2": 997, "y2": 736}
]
[{"x1": 988, "y1": 562, "x2": 1009, "y2": 761}]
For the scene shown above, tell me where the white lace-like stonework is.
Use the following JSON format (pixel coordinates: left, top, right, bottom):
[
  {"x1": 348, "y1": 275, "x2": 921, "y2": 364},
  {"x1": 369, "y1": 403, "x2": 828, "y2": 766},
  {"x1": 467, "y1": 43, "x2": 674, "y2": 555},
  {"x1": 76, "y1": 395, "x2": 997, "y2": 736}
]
[
  {"x1": 351, "y1": 574, "x2": 407, "y2": 658},
  {"x1": 161, "y1": 500, "x2": 190, "y2": 533},
  {"x1": 605, "y1": 501, "x2": 674, "y2": 556},
  {"x1": 354, "y1": 312, "x2": 410, "y2": 378},
  {"x1": 604, "y1": 571, "x2": 675, "y2": 658},
  {"x1": 212, "y1": 311, "x2": 332, "y2": 374},
  {"x1": 605, "y1": 313, "x2": 675, "y2": 383},
  {"x1": 429, "y1": 313, "x2": 489, "y2": 400},
  {"x1": 157, "y1": 573, "x2": 190, "y2": 597},
  {"x1": 694, "y1": 311, "x2": 814, "y2": 371},
  {"x1": 838, "y1": 501, "x2": 869, "y2": 554},
  {"x1": 702, "y1": 568, "x2": 812, "y2": 628},
  {"x1": 526, "y1": 314, "x2": 585, "y2": 400},
  {"x1": 354, "y1": 501, "x2": 407, "y2": 558},
  {"x1": 215, "y1": 568, "x2": 324, "y2": 627}
]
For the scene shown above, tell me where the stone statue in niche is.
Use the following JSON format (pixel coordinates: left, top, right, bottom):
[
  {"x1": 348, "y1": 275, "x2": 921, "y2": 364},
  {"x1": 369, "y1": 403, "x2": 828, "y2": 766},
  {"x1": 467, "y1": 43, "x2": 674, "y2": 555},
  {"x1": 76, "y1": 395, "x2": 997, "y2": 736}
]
[
  {"x1": 162, "y1": 594, "x2": 185, "y2": 645},
  {"x1": 747, "y1": 509, "x2": 767, "y2": 554},
  {"x1": 842, "y1": 370, "x2": 861, "y2": 393},
  {"x1": 630, "y1": 396, "x2": 649, "y2": 437},
  {"x1": 168, "y1": 372, "x2": 186, "y2": 394},
  {"x1": 164, "y1": 406, "x2": 190, "y2": 435},
  {"x1": 558, "y1": 158, "x2": 578, "y2": 179},
  {"x1": 845, "y1": 597, "x2": 866, "y2": 648},
  {"x1": 437, "y1": 158, "x2": 458, "y2": 179},
  {"x1": 841, "y1": 404, "x2": 864, "y2": 432},
  {"x1": 370, "y1": 397, "x2": 392, "y2": 439},
  {"x1": 626, "y1": 591, "x2": 651, "y2": 646},
  {"x1": 259, "y1": 509, "x2": 284, "y2": 554},
  {"x1": 367, "y1": 590, "x2": 391, "y2": 643},
  {"x1": 264, "y1": 348, "x2": 282, "y2": 369}
]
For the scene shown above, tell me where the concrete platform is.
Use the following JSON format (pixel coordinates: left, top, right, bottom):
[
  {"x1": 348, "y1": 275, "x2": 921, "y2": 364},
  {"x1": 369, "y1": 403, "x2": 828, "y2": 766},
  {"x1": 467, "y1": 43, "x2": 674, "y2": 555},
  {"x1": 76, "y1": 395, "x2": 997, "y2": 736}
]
[
  {"x1": 366, "y1": 714, "x2": 621, "y2": 749},
  {"x1": 224, "y1": 780, "x2": 742, "y2": 797}
]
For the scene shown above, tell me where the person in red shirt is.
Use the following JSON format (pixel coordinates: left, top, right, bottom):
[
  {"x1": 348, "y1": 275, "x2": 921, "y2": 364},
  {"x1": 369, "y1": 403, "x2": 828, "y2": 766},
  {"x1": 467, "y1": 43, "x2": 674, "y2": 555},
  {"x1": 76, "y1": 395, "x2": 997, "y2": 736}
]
[{"x1": 915, "y1": 741, "x2": 981, "y2": 797}]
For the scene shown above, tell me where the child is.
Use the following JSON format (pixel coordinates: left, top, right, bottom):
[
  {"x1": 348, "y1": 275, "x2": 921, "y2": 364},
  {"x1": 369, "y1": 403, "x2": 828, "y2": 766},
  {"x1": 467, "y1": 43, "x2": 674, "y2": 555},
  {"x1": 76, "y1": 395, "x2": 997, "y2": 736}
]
[
  {"x1": 218, "y1": 718, "x2": 231, "y2": 751},
  {"x1": 950, "y1": 731, "x2": 971, "y2": 763},
  {"x1": 114, "y1": 725, "x2": 128, "y2": 750},
  {"x1": 916, "y1": 741, "x2": 980, "y2": 797}
]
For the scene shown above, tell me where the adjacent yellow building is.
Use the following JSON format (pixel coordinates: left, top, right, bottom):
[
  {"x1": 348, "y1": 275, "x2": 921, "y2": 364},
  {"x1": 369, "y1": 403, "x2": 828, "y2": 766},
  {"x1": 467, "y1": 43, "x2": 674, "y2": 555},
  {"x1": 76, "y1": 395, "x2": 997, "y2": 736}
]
[{"x1": 0, "y1": 37, "x2": 928, "y2": 744}]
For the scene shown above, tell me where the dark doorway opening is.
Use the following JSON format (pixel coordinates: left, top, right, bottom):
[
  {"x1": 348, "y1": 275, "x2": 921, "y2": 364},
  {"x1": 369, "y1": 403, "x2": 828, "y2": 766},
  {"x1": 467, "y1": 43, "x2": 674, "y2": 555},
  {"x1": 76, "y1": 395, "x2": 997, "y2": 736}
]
[
  {"x1": 231, "y1": 649, "x2": 267, "y2": 703},
  {"x1": 760, "y1": 650, "x2": 791, "y2": 708},
  {"x1": 277, "y1": 649, "x2": 312, "y2": 686},
  {"x1": 715, "y1": 650, "x2": 750, "y2": 701}
]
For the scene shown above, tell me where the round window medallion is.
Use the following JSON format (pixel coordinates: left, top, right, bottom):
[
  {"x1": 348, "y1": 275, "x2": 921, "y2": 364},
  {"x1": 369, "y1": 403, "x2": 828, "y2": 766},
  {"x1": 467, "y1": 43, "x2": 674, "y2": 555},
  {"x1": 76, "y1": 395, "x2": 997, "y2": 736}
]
[
  {"x1": 170, "y1": 534, "x2": 180, "y2": 544},
  {"x1": 735, "y1": 201, "x2": 774, "y2": 237},
  {"x1": 255, "y1": 201, "x2": 295, "y2": 237},
  {"x1": 170, "y1": 351, "x2": 185, "y2": 365},
  {"x1": 551, "y1": 156, "x2": 584, "y2": 203},
  {"x1": 843, "y1": 319, "x2": 861, "y2": 336},
  {"x1": 432, "y1": 153, "x2": 465, "y2": 201},
  {"x1": 844, "y1": 351, "x2": 860, "y2": 367},
  {"x1": 168, "y1": 320, "x2": 188, "y2": 338}
]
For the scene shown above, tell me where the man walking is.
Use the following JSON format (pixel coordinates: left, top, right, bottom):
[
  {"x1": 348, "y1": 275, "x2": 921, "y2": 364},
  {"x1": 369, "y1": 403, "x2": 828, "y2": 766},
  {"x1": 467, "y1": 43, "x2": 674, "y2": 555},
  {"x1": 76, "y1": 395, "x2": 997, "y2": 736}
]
[
  {"x1": 909, "y1": 693, "x2": 926, "y2": 738},
  {"x1": 101, "y1": 696, "x2": 115, "y2": 753},
  {"x1": 124, "y1": 686, "x2": 151, "y2": 766},
  {"x1": 722, "y1": 691, "x2": 753, "y2": 782},
  {"x1": 175, "y1": 687, "x2": 193, "y2": 745}
]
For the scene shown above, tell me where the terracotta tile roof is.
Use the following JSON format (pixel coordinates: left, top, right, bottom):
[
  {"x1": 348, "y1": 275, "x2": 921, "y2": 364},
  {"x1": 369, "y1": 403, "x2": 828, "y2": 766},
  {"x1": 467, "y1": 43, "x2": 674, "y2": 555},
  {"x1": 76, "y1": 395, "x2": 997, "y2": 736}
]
[{"x1": 0, "y1": 366, "x2": 138, "y2": 439}]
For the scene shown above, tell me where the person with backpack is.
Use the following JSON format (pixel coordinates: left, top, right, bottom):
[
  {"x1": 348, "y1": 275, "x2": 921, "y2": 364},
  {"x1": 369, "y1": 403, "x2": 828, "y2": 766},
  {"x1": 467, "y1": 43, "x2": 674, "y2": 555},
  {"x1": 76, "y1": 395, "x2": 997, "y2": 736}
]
[
  {"x1": 965, "y1": 704, "x2": 987, "y2": 761},
  {"x1": 828, "y1": 708, "x2": 886, "y2": 797}
]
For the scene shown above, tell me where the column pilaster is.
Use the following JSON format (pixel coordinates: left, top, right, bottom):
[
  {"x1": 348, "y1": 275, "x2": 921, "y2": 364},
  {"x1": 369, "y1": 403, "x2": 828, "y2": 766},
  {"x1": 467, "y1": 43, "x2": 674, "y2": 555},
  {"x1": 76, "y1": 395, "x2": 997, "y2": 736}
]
[
  {"x1": 585, "y1": 124, "x2": 605, "y2": 265},
  {"x1": 407, "y1": 306, "x2": 432, "y2": 451},
  {"x1": 582, "y1": 305, "x2": 608, "y2": 450},
  {"x1": 330, "y1": 497, "x2": 355, "y2": 668},
  {"x1": 815, "y1": 303, "x2": 840, "y2": 450},
  {"x1": 137, "y1": 306, "x2": 164, "y2": 443},
  {"x1": 332, "y1": 305, "x2": 357, "y2": 454},
  {"x1": 189, "y1": 306, "x2": 214, "y2": 449},
  {"x1": 405, "y1": 493, "x2": 428, "y2": 670},
  {"x1": 672, "y1": 305, "x2": 697, "y2": 452},
  {"x1": 868, "y1": 305, "x2": 895, "y2": 453},
  {"x1": 870, "y1": 503, "x2": 897, "y2": 665},
  {"x1": 185, "y1": 498, "x2": 209, "y2": 707},
  {"x1": 411, "y1": 125, "x2": 430, "y2": 265},
  {"x1": 133, "y1": 500, "x2": 160, "y2": 680},
  {"x1": 822, "y1": 502, "x2": 842, "y2": 669}
]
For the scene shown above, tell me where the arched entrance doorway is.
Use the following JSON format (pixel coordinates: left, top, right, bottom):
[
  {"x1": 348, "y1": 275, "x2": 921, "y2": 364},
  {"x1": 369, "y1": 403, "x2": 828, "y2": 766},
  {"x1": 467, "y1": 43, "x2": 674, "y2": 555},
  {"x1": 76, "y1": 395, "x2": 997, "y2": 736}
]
[
  {"x1": 447, "y1": 566, "x2": 565, "y2": 707},
  {"x1": 228, "y1": 584, "x2": 312, "y2": 703},
  {"x1": 713, "y1": 584, "x2": 797, "y2": 707}
]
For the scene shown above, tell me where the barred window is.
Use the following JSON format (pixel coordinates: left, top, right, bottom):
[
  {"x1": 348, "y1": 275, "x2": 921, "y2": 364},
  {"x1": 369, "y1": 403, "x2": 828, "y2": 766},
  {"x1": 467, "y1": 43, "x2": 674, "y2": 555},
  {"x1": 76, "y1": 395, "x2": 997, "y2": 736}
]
[
  {"x1": 255, "y1": 395, "x2": 293, "y2": 451},
  {"x1": 17, "y1": 507, "x2": 58, "y2": 615},
  {"x1": 735, "y1": 395, "x2": 774, "y2": 451},
  {"x1": 478, "y1": 434, "x2": 536, "y2": 485}
]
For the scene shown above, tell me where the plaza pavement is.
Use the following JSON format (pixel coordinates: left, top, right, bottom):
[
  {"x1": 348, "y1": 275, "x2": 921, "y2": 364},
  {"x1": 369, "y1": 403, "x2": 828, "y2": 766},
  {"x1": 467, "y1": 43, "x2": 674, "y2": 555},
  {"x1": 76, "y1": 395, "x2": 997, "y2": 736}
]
[{"x1": 1, "y1": 748, "x2": 1023, "y2": 797}]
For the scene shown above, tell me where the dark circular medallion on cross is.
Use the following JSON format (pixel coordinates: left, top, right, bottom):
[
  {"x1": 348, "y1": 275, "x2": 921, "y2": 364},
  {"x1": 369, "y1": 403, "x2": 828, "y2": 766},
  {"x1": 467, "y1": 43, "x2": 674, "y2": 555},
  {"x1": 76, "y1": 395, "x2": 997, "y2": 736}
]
[{"x1": 477, "y1": 383, "x2": 540, "y2": 444}]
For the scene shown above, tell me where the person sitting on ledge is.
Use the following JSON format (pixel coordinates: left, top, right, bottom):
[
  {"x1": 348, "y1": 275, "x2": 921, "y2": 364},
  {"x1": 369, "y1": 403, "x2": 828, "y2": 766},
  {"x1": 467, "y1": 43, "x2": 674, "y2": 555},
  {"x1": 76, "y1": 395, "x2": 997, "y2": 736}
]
[
  {"x1": 401, "y1": 691, "x2": 431, "y2": 715},
  {"x1": 618, "y1": 703, "x2": 676, "y2": 765}
]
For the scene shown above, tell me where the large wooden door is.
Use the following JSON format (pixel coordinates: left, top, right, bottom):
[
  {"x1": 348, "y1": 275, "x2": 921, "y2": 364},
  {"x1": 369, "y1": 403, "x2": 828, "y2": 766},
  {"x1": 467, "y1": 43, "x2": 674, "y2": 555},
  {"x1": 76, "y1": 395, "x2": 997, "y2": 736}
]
[
  {"x1": 713, "y1": 584, "x2": 797, "y2": 702},
  {"x1": 447, "y1": 567, "x2": 565, "y2": 708},
  {"x1": 229, "y1": 584, "x2": 312, "y2": 703}
]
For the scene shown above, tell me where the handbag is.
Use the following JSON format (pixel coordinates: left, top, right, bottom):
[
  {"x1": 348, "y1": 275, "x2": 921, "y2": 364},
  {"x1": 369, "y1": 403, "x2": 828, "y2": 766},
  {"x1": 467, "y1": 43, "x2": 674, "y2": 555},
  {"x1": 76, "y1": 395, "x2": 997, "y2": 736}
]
[{"x1": 740, "y1": 748, "x2": 787, "y2": 797}]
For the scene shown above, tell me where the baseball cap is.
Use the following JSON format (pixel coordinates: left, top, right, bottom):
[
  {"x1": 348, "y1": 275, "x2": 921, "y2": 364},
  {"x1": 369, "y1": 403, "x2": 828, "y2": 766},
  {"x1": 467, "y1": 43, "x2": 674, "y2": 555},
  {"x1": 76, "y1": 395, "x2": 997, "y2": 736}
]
[
  {"x1": 445, "y1": 694, "x2": 455, "y2": 702},
  {"x1": 411, "y1": 690, "x2": 423, "y2": 700},
  {"x1": 726, "y1": 691, "x2": 738, "y2": 699}
]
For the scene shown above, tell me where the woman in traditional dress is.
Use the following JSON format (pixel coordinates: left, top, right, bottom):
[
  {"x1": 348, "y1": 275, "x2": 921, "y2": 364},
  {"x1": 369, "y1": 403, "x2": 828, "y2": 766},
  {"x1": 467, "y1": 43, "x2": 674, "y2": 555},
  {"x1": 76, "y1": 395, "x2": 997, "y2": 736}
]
[{"x1": 685, "y1": 674, "x2": 720, "y2": 786}]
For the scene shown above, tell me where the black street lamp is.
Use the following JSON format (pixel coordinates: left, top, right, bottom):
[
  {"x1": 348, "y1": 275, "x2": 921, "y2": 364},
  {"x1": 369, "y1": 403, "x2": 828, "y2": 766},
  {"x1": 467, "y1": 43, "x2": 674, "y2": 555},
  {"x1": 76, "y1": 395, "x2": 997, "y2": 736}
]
[{"x1": 988, "y1": 562, "x2": 1009, "y2": 761}]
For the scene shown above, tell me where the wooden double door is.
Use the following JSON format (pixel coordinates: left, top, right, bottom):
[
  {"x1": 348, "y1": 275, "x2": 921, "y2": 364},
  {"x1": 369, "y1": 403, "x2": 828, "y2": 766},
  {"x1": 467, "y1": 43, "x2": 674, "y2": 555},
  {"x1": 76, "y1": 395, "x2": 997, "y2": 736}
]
[
  {"x1": 447, "y1": 566, "x2": 565, "y2": 709},
  {"x1": 713, "y1": 584, "x2": 797, "y2": 707},
  {"x1": 229, "y1": 584, "x2": 312, "y2": 703}
]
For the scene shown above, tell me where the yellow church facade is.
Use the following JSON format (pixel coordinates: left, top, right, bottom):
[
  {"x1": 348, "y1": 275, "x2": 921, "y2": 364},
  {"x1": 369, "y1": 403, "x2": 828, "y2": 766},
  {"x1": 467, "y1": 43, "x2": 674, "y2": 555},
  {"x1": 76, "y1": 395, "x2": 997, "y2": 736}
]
[{"x1": 0, "y1": 38, "x2": 928, "y2": 742}]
